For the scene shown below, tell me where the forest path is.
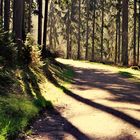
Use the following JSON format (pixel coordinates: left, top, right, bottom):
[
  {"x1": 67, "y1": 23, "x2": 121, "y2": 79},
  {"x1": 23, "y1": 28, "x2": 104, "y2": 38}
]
[{"x1": 26, "y1": 59, "x2": 140, "y2": 140}]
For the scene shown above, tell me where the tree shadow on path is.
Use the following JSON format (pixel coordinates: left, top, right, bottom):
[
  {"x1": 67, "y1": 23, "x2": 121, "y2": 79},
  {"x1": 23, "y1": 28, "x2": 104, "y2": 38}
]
[
  {"x1": 29, "y1": 107, "x2": 91, "y2": 140},
  {"x1": 62, "y1": 87, "x2": 140, "y2": 129},
  {"x1": 45, "y1": 63, "x2": 140, "y2": 129},
  {"x1": 70, "y1": 66, "x2": 140, "y2": 105}
]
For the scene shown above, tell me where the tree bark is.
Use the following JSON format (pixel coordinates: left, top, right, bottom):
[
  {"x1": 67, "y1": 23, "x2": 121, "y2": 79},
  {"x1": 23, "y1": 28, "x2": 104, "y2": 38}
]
[
  {"x1": 122, "y1": 0, "x2": 129, "y2": 66},
  {"x1": 42, "y1": 0, "x2": 49, "y2": 57},
  {"x1": 133, "y1": 0, "x2": 137, "y2": 65},
  {"x1": 101, "y1": 0, "x2": 104, "y2": 62},
  {"x1": 66, "y1": 7, "x2": 70, "y2": 59},
  {"x1": 0, "y1": 0, "x2": 3, "y2": 18},
  {"x1": 138, "y1": 0, "x2": 140, "y2": 64},
  {"x1": 4, "y1": 0, "x2": 10, "y2": 31},
  {"x1": 91, "y1": 0, "x2": 96, "y2": 61},
  {"x1": 117, "y1": 0, "x2": 121, "y2": 64},
  {"x1": 85, "y1": 0, "x2": 89, "y2": 60},
  {"x1": 77, "y1": 0, "x2": 81, "y2": 60},
  {"x1": 13, "y1": 0, "x2": 24, "y2": 61},
  {"x1": 28, "y1": 0, "x2": 32, "y2": 33},
  {"x1": 49, "y1": 2, "x2": 53, "y2": 48},
  {"x1": 69, "y1": 0, "x2": 74, "y2": 59},
  {"x1": 38, "y1": 0, "x2": 43, "y2": 45},
  {"x1": 115, "y1": 16, "x2": 118, "y2": 64}
]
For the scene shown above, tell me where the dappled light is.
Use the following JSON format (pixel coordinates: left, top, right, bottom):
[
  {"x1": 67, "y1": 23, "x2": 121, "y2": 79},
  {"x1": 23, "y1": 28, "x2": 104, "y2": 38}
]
[
  {"x1": 49, "y1": 59, "x2": 140, "y2": 140},
  {"x1": 1, "y1": 0, "x2": 140, "y2": 139},
  {"x1": 27, "y1": 107, "x2": 91, "y2": 140},
  {"x1": 24, "y1": 59, "x2": 140, "y2": 140}
]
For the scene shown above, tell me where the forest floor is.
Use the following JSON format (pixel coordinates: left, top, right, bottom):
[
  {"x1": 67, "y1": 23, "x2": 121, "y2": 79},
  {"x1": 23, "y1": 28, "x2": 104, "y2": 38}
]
[{"x1": 25, "y1": 59, "x2": 140, "y2": 140}]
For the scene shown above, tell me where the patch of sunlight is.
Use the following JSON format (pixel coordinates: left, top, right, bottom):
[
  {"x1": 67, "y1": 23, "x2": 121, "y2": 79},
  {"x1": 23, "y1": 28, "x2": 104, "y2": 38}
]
[
  {"x1": 70, "y1": 111, "x2": 139, "y2": 139},
  {"x1": 38, "y1": 76, "x2": 64, "y2": 105},
  {"x1": 57, "y1": 58, "x2": 140, "y2": 83}
]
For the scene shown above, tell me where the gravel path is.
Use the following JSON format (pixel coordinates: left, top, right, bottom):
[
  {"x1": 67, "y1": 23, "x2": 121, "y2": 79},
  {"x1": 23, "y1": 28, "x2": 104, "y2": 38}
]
[{"x1": 25, "y1": 59, "x2": 140, "y2": 140}]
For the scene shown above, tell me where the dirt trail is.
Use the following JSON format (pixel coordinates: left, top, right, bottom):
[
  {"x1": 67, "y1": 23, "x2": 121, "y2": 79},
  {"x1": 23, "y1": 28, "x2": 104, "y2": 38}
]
[{"x1": 25, "y1": 59, "x2": 140, "y2": 140}]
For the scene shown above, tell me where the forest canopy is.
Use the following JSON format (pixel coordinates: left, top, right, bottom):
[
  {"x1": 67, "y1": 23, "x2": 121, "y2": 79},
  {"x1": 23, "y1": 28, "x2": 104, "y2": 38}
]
[{"x1": 0, "y1": 0, "x2": 140, "y2": 66}]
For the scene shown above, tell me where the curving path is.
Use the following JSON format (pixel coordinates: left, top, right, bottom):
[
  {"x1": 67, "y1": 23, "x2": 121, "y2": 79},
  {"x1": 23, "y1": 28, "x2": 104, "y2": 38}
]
[{"x1": 25, "y1": 59, "x2": 140, "y2": 140}]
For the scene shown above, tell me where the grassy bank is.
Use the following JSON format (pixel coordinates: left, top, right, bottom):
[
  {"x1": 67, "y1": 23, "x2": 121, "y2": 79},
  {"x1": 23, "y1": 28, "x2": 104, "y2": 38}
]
[
  {"x1": 0, "y1": 58, "x2": 74, "y2": 140},
  {"x1": 0, "y1": 67, "x2": 46, "y2": 139}
]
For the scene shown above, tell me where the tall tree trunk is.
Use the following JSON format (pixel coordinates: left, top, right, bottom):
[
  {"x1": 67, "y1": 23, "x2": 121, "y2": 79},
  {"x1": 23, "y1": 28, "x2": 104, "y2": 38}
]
[
  {"x1": 101, "y1": 0, "x2": 104, "y2": 62},
  {"x1": 91, "y1": 0, "x2": 96, "y2": 61},
  {"x1": 69, "y1": 1, "x2": 73, "y2": 59},
  {"x1": 133, "y1": 0, "x2": 137, "y2": 65},
  {"x1": 85, "y1": 0, "x2": 89, "y2": 60},
  {"x1": 66, "y1": 7, "x2": 70, "y2": 59},
  {"x1": 49, "y1": 3, "x2": 53, "y2": 48},
  {"x1": 42, "y1": 0, "x2": 49, "y2": 57},
  {"x1": 0, "y1": 0, "x2": 3, "y2": 18},
  {"x1": 115, "y1": 16, "x2": 118, "y2": 64},
  {"x1": 38, "y1": 0, "x2": 43, "y2": 45},
  {"x1": 28, "y1": 0, "x2": 32, "y2": 33},
  {"x1": 122, "y1": 0, "x2": 129, "y2": 66},
  {"x1": 138, "y1": 0, "x2": 140, "y2": 64},
  {"x1": 4, "y1": 0, "x2": 10, "y2": 31},
  {"x1": 77, "y1": 0, "x2": 81, "y2": 59},
  {"x1": 13, "y1": 0, "x2": 24, "y2": 61},
  {"x1": 22, "y1": 1, "x2": 26, "y2": 40},
  {"x1": 118, "y1": 0, "x2": 121, "y2": 63},
  {"x1": 49, "y1": 19, "x2": 53, "y2": 48}
]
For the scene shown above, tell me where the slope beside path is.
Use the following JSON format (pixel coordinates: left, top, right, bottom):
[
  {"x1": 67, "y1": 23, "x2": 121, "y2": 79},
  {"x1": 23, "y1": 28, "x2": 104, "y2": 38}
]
[{"x1": 25, "y1": 59, "x2": 140, "y2": 140}]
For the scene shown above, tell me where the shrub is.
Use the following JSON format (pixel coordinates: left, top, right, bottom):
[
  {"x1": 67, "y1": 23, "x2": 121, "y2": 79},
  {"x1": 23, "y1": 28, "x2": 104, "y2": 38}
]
[
  {"x1": 24, "y1": 34, "x2": 44, "y2": 69},
  {"x1": 0, "y1": 21, "x2": 17, "y2": 67}
]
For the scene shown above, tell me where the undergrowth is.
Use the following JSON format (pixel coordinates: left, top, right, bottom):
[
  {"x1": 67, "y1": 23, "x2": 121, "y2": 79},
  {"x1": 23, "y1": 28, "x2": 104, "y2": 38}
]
[
  {"x1": 0, "y1": 25, "x2": 74, "y2": 139},
  {"x1": 0, "y1": 66, "x2": 54, "y2": 140},
  {"x1": 0, "y1": 58, "x2": 74, "y2": 139},
  {"x1": 0, "y1": 30, "x2": 55, "y2": 139}
]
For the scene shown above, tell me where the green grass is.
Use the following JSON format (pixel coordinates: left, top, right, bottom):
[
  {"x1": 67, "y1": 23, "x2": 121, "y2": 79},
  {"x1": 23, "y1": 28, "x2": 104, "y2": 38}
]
[
  {"x1": 118, "y1": 70, "x2": 140, "y2": 83},
  {"x1": 118, "y1": 71, "x2": 134, "y2": 78},
  {"x1": 0, "y1": 95, "x2": 40, "y2": 140},
  {"x1": 46, "y1": 59, "x2": 75, "y2": 84},
  {"x1": 0, "y1": 66, "x2": 54, "y2": 140},
  {"x1": 0, "y1": 58, "x2": 74, "y2": 140}
]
